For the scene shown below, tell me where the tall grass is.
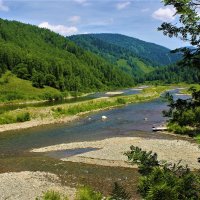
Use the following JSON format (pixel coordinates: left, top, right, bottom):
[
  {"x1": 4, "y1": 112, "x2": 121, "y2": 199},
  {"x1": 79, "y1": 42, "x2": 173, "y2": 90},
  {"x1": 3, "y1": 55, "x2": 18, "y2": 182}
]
[{"x1": 0, "y1": 111, "x2": 31, "y2": 124}]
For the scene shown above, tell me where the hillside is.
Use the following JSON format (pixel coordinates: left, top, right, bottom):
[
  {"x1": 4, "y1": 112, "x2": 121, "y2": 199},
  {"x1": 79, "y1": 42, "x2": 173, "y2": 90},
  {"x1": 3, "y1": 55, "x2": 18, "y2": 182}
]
[
  {"x1": 0, "y1": 19, "x2": 134, "y2": 95},
  {"x1": 69, "y1": 33, "x2": 180, "y2": 78},
  {"x1": 0, "y1": 72, "x2": 62, "y2": 102}
]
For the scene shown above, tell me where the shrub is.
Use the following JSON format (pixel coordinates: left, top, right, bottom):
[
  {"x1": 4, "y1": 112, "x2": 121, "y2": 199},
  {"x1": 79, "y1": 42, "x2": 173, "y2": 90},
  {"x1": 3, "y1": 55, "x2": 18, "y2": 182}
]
[
  {"x1": 116, "y1": 98, "x2": 126, "y2": 104},
  {"x1": 16, "y1": 112, "x2": 30, "y2": 122},
  {"x1": 36, "y1": 190, "x2": 68, "y2": 200},
  {"x1": 125, "y1": 146, "x2": 200, "y2": 200},
  {"x1": 110, "y1": 182, "x2": 131, "y2": 200},
  {"x1": 75, "y1": 187, "x2": 103, "y2": 200}
]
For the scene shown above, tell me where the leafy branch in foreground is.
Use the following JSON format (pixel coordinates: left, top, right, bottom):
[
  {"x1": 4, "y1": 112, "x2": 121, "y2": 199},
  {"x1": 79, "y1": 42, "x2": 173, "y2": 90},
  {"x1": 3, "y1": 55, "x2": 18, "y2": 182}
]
[
  {"x1": 163, "y1": 89, "x2": 200, "y2": 135},
  {"x1": 124, "y1": 146, "x2": 200, "y2": 200},
  {"x1": 158, "y1": 0, "x2": 200, "y2": 68}
]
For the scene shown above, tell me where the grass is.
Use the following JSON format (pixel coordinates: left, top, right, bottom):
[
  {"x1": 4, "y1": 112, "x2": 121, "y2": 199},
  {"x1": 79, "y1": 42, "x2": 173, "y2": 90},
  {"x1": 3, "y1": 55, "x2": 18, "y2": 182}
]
[
  {"x1": 195, "y1": 134, "x2": 200, "y2": 144},
  {"x1": 0, "y1": 72, "x2": 63, "y2": 103},
  {"x1": 0, "y1": 85, "x2": 172, "y2": 125},
  {"x1": 0, "y1": 111, "x2": 31, "y2": 124},
  {"x1": 36, "y1": 190, "x2": 69, "y2": 200},
  {"x1": 131, "y1": 57, "x2": 154, "y2": 73}
]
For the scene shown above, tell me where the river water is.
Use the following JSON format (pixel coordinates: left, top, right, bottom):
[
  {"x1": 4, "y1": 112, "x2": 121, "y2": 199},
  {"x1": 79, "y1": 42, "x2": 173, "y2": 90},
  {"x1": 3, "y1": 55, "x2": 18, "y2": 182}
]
[
  {"x1": 0, "y1": 88, "x2": 191, "y2": 197},
  {"x1": 0, "y1": 88, "x2": 190, "y2": 155}
]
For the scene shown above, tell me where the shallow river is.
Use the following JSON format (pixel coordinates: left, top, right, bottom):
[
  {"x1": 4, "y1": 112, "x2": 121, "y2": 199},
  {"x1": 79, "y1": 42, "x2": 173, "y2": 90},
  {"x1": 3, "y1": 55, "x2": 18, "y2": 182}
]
[
  {"x1": 0, "y1": 88, "x2": 190, "y2": 154},
  {"x1": 0, "y1": 88, "x2": 191, "y2": 198}
]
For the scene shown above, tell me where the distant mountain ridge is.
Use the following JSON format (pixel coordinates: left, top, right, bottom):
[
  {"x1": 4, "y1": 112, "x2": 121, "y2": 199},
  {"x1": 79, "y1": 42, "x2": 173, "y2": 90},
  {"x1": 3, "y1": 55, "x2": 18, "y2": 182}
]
[{"x1": 69, "y1": 33, "x2": 181, "y2": 79}]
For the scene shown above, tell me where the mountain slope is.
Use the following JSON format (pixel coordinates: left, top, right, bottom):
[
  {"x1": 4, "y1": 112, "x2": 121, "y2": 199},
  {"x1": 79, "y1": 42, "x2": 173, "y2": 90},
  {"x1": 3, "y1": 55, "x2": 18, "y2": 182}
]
[
  {"x1": 0, "y1": 19, "x2": 134, "y2": 93},
  {"x1": 69, "y1": 34, "x2": 180, "y2": 78},
  {"x1": 87, "y1": 33, "x2": 180, "y2": 66}
]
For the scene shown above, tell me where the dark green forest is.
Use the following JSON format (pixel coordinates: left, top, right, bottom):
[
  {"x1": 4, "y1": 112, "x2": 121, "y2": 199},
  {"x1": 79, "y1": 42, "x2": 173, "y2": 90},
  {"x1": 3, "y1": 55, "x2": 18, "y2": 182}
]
[
  {"x1": 144, "y1": 64, "x2": 200, "y2": 84},
  {"x1": 69, "y1": 33, "x2": 181, "y2": 73},
  {"x1": 0, "y1": 19, "x2": 134, "y2": 93},
  {"x1": 0, "y1": 18, "x2": 199, "y2": 96},
  {"x1": 69, "y1": 33, "x2": 200, "y2": 84}
]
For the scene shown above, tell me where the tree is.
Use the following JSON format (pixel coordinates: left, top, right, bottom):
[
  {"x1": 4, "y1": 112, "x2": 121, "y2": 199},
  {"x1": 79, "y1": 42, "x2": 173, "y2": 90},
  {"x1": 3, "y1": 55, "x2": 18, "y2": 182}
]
[
  {"x1": 125, "y1": 146, "x2": 200, "y2": 200},
  {"x1": 158, "y1": 0, "x2": 200, "y2": 68}
]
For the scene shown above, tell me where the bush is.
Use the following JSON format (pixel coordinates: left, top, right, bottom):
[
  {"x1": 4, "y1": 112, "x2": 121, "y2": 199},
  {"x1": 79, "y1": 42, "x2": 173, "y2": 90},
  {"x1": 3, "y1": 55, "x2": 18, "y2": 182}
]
[
  {"x1": 125, "y1": 146, "x2": 200, "y2": 200},
  {"x1": 75, "y1": 187, "x2": 103, "y2": 200},
  {"x1": 116, "y1": 98, "x2": 126, "y2": 104},
  {"x1": 0, "y1": 112, "x2": 31, "y2": 124},
  {"x1": 16, "y1": 112, "x2": 30, "y2": 122},
  {"x1": 36, "y1": 190, "x2": 68, "y2": 200}
]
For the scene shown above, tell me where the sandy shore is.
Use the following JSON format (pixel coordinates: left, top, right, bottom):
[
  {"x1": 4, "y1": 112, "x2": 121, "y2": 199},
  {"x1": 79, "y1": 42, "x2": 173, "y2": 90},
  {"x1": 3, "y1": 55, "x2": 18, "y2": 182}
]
[
  {"x1": 31, "y1": 137, "x2": 200, "y2": 170},
  {"x1": 106, "y1": 91, "x2": 124, "y2": 95},
  {"x1": 0, "y1": 171, "x2": 76, "y2": 200}
]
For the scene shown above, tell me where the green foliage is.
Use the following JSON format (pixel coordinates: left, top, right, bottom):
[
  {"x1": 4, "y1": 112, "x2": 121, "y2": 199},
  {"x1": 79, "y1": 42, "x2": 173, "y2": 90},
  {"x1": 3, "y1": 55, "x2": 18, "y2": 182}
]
[
  {"x1": 75, "y1": 187, "x2": 103, "y2": 200},
  {"x1": 125, "y1": 146, "x2": 159, "y2": 175},
  {"x1": 36, "y1": 190, "x2": 69, "y2": 200},
  {"x1": 195, "y1": 134, "x2": 200, "y2": 144},
  {"x1": 125, "y1": 146, "x2": 200, "y2": 200},
  {"x1": 116, "y1": 98, "x2": 126, "y2": 104},
  {"x1": 110, "y1": 182, "x2": 131, "y2": 200},
  {"x1": 16, "y1": 112, "x2": 30, "y2": 122},
  {"x1": 69, "y1": 33, "x2": 180, "y2": 68},
  {"x1": 0, "y1": 111, "x2": 31, "y2": 124},
  {"x1": 158, "y1": 0, "x2": 200, "y2": 68},
  {"x1": 163, "y1": 88, "x2": 200, "y2": 136},
  {"x1": 0, "y1": 72, "x2": 63, "y2": 102},
  {"x1": 0, "y1": 18, "x2": 133, "y2": 93},
  {"x1": 144, "y1": 64, "x2": 200, "y2": 84}
]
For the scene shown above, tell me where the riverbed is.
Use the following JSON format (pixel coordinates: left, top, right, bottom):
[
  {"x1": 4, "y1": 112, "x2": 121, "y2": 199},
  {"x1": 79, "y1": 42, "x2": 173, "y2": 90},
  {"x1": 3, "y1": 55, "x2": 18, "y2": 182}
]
[{"x1": 0, "y1": 88, "x2": 197, "y2": 199}]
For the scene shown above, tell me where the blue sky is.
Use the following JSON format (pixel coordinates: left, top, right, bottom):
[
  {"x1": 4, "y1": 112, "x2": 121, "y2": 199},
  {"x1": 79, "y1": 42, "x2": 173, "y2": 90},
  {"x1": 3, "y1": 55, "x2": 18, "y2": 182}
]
[{"x1": 0, "y1": 0, "x2": 188, "y2": 49}]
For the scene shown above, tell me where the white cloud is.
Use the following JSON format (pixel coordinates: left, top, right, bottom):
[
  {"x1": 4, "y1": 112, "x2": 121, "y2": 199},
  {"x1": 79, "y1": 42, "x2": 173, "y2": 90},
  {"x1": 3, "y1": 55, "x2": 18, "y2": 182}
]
[
  {"x1": 38, "y1": 22, "x2": 78, "y2": 36},
  {"x1": 69, "y1": 16, "x2": 81, "y2": 24},
  {"x1": 152, "y1": 7, "x2": 176, "y2": 22},
  {"x1": 116, "y1": 1, "x2": 131, "y2": 10},
  {"x1": 74, "y1": 0, "x2": 87, "y2": 3},
  {"x1": 74, "y1": 0, "x2": 90, "y2": 6},
  {"x1": 141, "y1": 8, "x2": 150, "y2": 12},
  {"x1": 0, "y1": 0, "x2": 9, "y2": 12}
]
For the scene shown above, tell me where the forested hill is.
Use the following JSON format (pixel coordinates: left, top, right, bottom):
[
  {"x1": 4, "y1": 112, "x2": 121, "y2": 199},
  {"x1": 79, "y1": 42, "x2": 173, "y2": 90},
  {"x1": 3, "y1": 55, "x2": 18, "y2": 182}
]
[
  {"x1": 0, "y1": 19, "x2": 134, "y2": 93},
  {"x1": 69, "y1": 33, "x2": 181, "y2": 78}
]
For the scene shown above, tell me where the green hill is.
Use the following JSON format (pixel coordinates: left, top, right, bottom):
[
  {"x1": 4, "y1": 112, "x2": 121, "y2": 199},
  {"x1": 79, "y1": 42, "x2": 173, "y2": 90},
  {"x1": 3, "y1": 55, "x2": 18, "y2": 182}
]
[
  {"x1": 69, "y1": 33, "x2": 180, "y2": 79},
  {"x1": 0, "y1": 72, "x2": 62, "y2": 102},
  {"x1": 0, "y1": 19, "x2": 134, "y2": 96}
]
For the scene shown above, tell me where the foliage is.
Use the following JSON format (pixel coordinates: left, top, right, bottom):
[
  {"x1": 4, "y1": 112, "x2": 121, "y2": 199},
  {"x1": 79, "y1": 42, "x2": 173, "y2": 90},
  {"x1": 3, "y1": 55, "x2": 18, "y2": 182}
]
[
  {"x1": 0, "y1": 72, "x2": 63, "y2": 102},
  {"x1": 110, "y1": 182, "x2": 131, "y2": 200},
  {"x1": 69, "y1": 33, "x2": 180, "y2": 81},
  {"x1": 125, "y1": 146, "x2": 200, "y2": 200},
  {"x1": 75, "y1": 187, "x2": 103, "y2": 200},
  {"x1": 158, "y1": 0, "x2": 200, "y2": 68},
  {"x1": 163, "y1": 88, "x2": 200, "y2": 136},
  {"x1": 116, "y1": 98, "x2": 126, "y2": 104},
  {"x1": 124, "y1": 146, "x2": 159, "y2": 175},
  {"x1": 0, "y1": 111, "x2": 31, "y2": 124},
  {"x1": 0, "y1": 18, "x2": 133, "y2": 93},
  {"x1": 36, "y1": 190, "x2": 69, "y2": 200},
  {"x1": 144, "y1": 64, "x2": 200, "y2": 84}
]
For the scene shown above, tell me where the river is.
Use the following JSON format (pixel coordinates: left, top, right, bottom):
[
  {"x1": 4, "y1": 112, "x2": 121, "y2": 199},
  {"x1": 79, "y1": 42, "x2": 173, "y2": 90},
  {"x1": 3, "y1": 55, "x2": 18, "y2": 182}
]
[{"x1": 0, "y1": 88, "x2": 192, "y2": 198}]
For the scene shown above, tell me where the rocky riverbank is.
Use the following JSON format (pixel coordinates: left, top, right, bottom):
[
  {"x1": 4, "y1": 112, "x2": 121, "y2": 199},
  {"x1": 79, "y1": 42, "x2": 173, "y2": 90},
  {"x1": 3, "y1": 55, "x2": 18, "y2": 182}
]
[
  {"x1": 31, "y1": 136, "x2": 200, "y2": 170},
  {"x1": 0, "y1": 171, "x2": 76, "y2": 200}
]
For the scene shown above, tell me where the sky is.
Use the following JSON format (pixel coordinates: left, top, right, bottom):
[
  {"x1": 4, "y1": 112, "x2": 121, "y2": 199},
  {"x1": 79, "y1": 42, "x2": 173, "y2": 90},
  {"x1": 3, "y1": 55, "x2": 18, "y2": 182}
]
[{"x1": 0, "y1": 0, "x2": 190, "y2": 49}]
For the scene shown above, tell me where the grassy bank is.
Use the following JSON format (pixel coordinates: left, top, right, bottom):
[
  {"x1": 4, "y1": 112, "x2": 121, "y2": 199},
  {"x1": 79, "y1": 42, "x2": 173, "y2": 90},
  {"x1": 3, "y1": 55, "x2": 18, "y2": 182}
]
[
  {"x1": 0, "y1": 85, "x2": 172, "y2": 129},
  {"x1": 0, "y1": 72, "x2": 64, "y2": 103}
]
